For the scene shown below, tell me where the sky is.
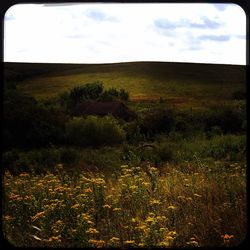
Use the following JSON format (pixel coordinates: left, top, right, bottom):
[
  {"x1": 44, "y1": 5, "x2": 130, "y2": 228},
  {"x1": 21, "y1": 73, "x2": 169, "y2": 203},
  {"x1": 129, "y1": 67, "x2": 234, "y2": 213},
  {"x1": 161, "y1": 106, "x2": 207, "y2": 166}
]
[{"x1": 3, "y1": 3, "x2": 247, "y2": 65}]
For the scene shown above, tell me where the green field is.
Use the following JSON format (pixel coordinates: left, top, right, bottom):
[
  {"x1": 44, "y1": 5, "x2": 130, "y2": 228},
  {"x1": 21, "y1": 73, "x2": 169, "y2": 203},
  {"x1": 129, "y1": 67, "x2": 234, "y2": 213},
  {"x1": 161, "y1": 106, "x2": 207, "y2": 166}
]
[{"x1": 4, "y1": 61, "x2": 246, "y2": 108}]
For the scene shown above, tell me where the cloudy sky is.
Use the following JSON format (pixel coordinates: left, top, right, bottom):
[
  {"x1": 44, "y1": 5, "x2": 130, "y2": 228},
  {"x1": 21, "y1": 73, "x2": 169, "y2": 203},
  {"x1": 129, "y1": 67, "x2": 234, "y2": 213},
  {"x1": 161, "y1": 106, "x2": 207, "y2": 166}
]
[{"x1": 4, "y1": 3, "x2": 246, "y2": 65}]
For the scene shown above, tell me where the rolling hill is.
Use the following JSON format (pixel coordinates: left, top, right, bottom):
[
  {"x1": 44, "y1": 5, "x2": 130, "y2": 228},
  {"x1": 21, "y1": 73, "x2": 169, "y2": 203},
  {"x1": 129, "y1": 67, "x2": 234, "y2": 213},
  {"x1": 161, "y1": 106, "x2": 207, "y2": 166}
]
[{"x1": 4, "y1": 61, "x2": 246, "y2": 107}]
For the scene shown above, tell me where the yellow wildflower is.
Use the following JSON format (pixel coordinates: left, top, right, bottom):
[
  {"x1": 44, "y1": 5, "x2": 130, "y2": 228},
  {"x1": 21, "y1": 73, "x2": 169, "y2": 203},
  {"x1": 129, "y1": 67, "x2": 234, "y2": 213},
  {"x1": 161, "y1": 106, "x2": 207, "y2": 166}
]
[
  {"x1": 71, "y1": 203, "x2": 80, "y2": 209},
  {"x1": 48, "y1": 236, "x2": 61, "y2": 242},
  {"x1": 86, "y1": 228, "x2": 99, "y2": 234},
  {"x1": 194, "y1": 193, "x2": 202, "y2": 198},
  {"x1": 19, "y1": 173, "x2": 30, "y2": 177},
  {"x1": 88, "y1": 239, "x2": 105, "y2": 248},
  {"x1": 9, "y1": 194, "x2": 21, "y2": 200},
  {"x1": 165, "y1": 236, "x2": 174, "y2": 241},
  {"x1": 222, "y1": 234, "x2": 234, "y2": 240},
  {"x1": 149, "y1": 199, "x2": 161, "y2": 205},
  {"x1": 113, "y1": 207, "x2": 121, "y2": 212},
  {"x1": 124, "y1": 240, "x2": 135, "y2": 244},
  {"x1": 84, "y1": 187, "x2": 93, "y2": 193},
  {"x1": 31, "y1": 211, "x2": 45, "y2": 221},
  {"x1": 168, "y1": 231, "x2": 177, "y2": 237},
  {"x1": 103, "y1": 204, "x2": 111, "y2": 209},
  {"x1": 167, "y1": 205, "x2": 177, "y2": 210},
  {"x1": 93, "y1": 178, "x2": 105, "y2": 185},
  {"x1": 3, "y1": 215, "x2": 13, "y2": 221},
  {"x1": 145, "y1": 216, "x2": 154, "y2": 223},
  {"x1": 129, "y1": 185, "x2": 138, "y2": 190},
  {"x1": 110, "y1": 237, "x2": 120, "y2": 241}
]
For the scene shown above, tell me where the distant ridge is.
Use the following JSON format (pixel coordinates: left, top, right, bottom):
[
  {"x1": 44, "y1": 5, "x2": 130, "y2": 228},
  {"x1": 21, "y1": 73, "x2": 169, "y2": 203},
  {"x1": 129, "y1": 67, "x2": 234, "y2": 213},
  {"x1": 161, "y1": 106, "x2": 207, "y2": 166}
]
[
  {"x1": 4, "y1": 61, "x2": 246, "y2": 104},
  {"x1": 4, "y1": 61, "x2": 246, "y2": 83}
]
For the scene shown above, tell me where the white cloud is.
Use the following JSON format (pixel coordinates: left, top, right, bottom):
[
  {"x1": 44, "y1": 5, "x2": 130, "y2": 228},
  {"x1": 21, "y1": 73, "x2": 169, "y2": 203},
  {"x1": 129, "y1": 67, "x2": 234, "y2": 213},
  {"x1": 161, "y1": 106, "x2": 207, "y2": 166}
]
[{"x1": 4, "y1": 3, "x2": 246, "y2": 65}]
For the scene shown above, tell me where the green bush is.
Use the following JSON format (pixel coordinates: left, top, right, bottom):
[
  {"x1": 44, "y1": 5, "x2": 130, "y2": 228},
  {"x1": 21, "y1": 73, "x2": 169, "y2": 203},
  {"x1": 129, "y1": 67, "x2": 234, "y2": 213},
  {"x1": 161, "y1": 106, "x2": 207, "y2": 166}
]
[
  {"x1": 155, "y1": 142, "x2": 174, "y2": 162},
  {"x1": 232, "y1": 90, "x2": 246, "y2": 100},
  {"x1": 99, "y1": 87, "x2": 130, "y2": 101},
  {"x1": 2, "y1": 147, "x2": 61, "y2": 174},
  {"x1": 3, "y1": 90, "x2": 67, "y2": 149},
  {"x1": 69, "y1": 82, "x2": 104, "y2": 104},
  {"x1": 65, "y1": 116, "x2": 126, "y2": 147},
  {"x1": 204, "y1": 106, "x2": 245, "y2": 134},
  {"x1": 140, "y1": 108, "x2": 175, "y2": 137},
  {"x1": 59, "y1": 147, "x2": 81, "y2": 166},
  {"x1": 204, "y1": 135, "x2": 246, "y2": 160}
]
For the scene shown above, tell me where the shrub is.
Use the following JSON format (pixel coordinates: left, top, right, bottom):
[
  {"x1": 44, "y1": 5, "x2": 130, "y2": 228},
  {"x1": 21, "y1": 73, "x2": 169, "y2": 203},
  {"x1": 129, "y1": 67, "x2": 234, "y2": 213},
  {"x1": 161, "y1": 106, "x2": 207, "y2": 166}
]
[
  {"x1": 140, "y1": 108, "x2": 175, "y2": 137},
  {"x1": 2, "y1": 147, "x2": 61, "y2": 174},
  {"x1": 65, "y1": 116, "x2": 126, "y2": 147},
  {"x1": 3, "y1": 90, "x2": 67, "y2": 149},
  {"x1": 231, "y1": 90, "x2": 246, "y2": 100},
  {"x1": 123, "y1": 121, "x2": 145, "y2": 143},
  {"x1": 155, "y1": 142, "x2": 174, "y2": 162},
  {"x1": 69, "y1": 82, "x2": 104, "y2": 104},
  {"x1": 59, "y1": 147, "x2": 81, "y2": 166},
  {"x1": 99, "y1": 88, "x2": 129, "y2": 101},
  {"x1": 204, "y1": 135, "x2": 246, "y2": 160},
  {"x1": 118, "y1": 88, "x2": 129, "y2": 101},
  {"x1": 204, "y1": 106, "x2": 245, "y2": 134}
]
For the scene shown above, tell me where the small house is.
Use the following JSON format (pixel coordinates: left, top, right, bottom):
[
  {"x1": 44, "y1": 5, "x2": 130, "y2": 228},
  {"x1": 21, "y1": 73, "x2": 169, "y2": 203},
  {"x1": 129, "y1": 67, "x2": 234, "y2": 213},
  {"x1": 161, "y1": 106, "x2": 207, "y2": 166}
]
[{"x1": 72, "y1": 101, "x2": 135, "y2": 121}]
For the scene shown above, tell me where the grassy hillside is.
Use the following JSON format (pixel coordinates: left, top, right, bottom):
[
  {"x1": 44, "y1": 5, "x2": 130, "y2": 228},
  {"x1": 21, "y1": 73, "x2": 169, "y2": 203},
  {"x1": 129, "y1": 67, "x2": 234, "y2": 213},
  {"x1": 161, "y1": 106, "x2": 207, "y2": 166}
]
[{"x1": 4, "y1": 61, "x2": 246, "y2": 107}]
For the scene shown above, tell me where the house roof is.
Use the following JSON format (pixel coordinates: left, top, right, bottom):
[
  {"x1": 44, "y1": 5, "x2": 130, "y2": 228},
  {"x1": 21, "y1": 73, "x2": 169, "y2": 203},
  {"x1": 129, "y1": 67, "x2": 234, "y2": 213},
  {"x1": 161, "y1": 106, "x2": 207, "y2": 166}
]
[{"x1": 72, "y1": 101, "x2": 133, "y2": 120}]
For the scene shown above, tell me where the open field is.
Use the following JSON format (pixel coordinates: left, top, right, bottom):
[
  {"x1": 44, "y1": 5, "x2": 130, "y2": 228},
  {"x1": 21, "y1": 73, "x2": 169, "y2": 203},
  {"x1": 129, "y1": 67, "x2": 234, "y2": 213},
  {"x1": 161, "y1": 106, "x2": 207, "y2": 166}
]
[
  {"x1": 3, "y1": 61, "x2": 247, "y2": 247},
  {"x1": 4, "y1": 61, "x2": 246, "y2": 108}
]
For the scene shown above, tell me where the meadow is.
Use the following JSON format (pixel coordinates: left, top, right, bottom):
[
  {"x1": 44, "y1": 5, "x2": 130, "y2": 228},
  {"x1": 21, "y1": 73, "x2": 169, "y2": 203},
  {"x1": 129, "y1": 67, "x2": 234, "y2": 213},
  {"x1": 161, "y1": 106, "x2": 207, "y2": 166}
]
[
  {"x1": 2, "y1": 61, "x2": 247, "y2": 248},
  {"x1": 5, "y1": 61, "x2": 245, "y2": 106},
  {"x1": 3, "y1": 162, "x2": 246, "y2": 247}
]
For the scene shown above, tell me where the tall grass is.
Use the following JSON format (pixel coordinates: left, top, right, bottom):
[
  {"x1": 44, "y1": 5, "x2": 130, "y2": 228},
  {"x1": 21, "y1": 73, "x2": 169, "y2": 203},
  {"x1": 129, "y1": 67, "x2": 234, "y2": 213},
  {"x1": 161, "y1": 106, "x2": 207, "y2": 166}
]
[{"x1": 3, "y1": 162, "x2": 246, "y2": 247}]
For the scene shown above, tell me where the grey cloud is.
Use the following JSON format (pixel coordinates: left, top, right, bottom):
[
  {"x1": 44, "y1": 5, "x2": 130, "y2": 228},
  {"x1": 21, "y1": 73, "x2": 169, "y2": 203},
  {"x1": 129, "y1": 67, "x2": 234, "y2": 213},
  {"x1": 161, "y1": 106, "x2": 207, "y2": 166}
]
[
  {"x1": 154, "y1": 19, "x2": 182, "y2": 29},
  {"x1": 199, "y1": 35, "x2": 231, "y2": 42},
  {"x1": 86, "y1": 9, "x2": 118, "y2": 22},
  {"x1": 5, "y1": 13, "x2": 15, "y2": 21},
  {"x1": 154, "y1": 17, "x2": 221, "y2": 32},
  {"x1": 213, "y1": 4, "x2": 228, "y2": 12},
  {"x1": 235, "y1": 35, "x2": 246, "y2": 39},
  {"x1": 189, "y1": 17, "x2": 221, "y2": 29}
]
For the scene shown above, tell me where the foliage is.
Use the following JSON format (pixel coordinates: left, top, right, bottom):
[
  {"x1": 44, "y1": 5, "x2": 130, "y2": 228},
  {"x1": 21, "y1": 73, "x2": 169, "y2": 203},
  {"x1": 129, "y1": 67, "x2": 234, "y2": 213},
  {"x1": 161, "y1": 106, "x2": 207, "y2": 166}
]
[
  {"x1": 204, "y1": 106, "x2": 245, "y2": 134},
  {"x1": 231, "y1": 90, "x2": 246, "y2": 100},
  {"x1": 3, "y1": 90, "x2": 67, "y2": 149},
  {"x1": 68, "y1": 81, "x2": 103, "y2": 104},
  {"x1": 65, "y1": 116, "x2": 126, "y2": 147},
  {"x1": 140, "y1": 108, "x2": 175, "y2": 137},
  {"x1": 3, "y1": 162, "x2": 246, "y2": 247}
]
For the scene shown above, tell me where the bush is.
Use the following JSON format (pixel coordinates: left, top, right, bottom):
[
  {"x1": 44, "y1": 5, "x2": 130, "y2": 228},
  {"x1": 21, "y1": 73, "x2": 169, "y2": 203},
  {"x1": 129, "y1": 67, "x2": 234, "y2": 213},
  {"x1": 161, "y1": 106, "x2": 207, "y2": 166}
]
[
  {"x1": 155, "y1": 142, "x2": 174, "y2": 162},
  {"x1": 232, "y1": 90, "x2": 246, "y2": 100},
  {"x1": 119, "y1": 88, "x2": 129, "y2": 101},
  {"x1": 140, "y1": 108, "x2": 175, "y2": 137},
  {"x1": 2, "y1": 147, "x2": 61, "y2": 174},
  {"x1": 204, "y1": 106, "x2": 245, "y2": 134},
  {"x1": 204, "y1": 135, "x2": 246, "y2": 160},
  {"x1": 123, "y1": 121, "x2": 145, "y2": 143},
  {"x1": 65, "y1": 116, "x2": 126, "y2": 147},
  {"x1": 69, "y1": 81, "x2": 104, "y2": 104},
  {"x1": 3, "y1": 90, "x2": 67, "y2": 149},
  {"x1": 59, "y1": 147, "x2": 81, "y2": 166},
  {"x1": 99, "y1": 88, "x2": 129, "y2": 101}
]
